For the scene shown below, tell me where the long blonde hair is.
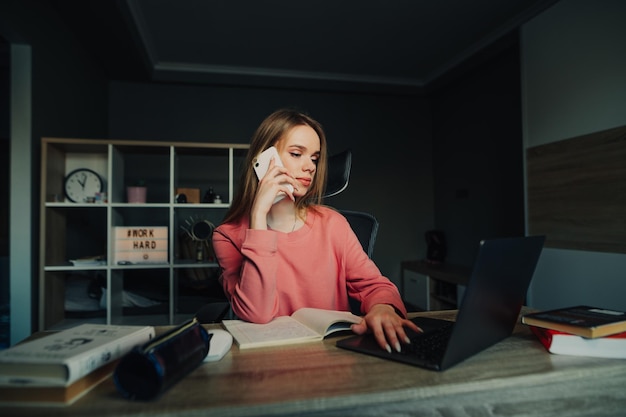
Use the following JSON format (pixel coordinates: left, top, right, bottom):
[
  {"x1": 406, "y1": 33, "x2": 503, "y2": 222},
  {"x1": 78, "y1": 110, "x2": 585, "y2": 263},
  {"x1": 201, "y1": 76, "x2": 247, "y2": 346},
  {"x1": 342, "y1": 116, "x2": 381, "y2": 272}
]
[{"x1": 222, "y1": 109, "x2": 328, "y2": 225}]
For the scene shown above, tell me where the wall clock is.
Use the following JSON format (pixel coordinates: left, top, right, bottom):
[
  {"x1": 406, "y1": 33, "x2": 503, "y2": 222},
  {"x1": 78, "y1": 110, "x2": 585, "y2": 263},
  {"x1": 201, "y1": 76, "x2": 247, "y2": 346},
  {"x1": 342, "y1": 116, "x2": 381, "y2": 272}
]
[{"x1": 64, "y1": 168, "x2": 104, "y2": 203}]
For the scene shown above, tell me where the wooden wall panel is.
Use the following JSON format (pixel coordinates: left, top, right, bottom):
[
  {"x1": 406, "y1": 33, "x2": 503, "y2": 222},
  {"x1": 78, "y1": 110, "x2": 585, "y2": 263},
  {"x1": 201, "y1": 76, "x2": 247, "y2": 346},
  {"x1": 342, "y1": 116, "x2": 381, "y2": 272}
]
[{"x1": 527, "y1": 125, "x2": 626, "y2": 253}]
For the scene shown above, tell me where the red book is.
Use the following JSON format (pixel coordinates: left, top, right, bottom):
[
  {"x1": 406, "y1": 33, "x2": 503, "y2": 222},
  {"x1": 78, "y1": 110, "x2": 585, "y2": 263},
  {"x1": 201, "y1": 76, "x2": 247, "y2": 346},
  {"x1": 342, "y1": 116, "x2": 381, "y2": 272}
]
[{"x1": 530, "y1": 325, "x2": 626, "y2": 359}]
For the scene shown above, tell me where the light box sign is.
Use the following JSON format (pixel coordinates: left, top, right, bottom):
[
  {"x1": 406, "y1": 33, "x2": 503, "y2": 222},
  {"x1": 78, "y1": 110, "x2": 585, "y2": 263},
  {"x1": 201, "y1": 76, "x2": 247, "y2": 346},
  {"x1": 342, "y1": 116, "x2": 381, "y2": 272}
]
[{"x1": 113, "y1": 227, "x2": 168, "y2": 264}]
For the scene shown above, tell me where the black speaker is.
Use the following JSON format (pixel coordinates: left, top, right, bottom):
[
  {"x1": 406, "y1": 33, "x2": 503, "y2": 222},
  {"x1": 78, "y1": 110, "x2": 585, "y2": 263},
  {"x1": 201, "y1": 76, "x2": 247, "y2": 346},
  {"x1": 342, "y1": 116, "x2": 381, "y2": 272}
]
[{"x1": 425, "y1": 230, "x2": 446, "y2": 263}]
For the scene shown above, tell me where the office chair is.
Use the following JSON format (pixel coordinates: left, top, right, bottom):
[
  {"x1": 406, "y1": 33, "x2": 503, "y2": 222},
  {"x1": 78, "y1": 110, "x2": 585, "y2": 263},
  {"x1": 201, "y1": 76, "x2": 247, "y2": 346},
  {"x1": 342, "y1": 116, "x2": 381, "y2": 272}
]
[
  {"x1": 323, "y1": 149, "x2": 379, "y2": 257},
  {"x1": 338, "y1": 210, "x2": 379, "y2": 258},
  {"x1": 339, "y1": 210, "x2": 379, "y2": 314},
  {"x1": 324, "y1": 149, "x2": 352, "y2": 198}
]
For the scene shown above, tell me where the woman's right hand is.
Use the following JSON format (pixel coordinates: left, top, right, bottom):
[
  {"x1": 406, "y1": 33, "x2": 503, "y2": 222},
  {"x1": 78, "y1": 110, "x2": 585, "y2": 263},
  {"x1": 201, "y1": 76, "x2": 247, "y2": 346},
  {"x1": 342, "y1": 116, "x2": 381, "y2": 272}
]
[{"x1": 249, "y1": 157, "x2": 296, "y2": 228}]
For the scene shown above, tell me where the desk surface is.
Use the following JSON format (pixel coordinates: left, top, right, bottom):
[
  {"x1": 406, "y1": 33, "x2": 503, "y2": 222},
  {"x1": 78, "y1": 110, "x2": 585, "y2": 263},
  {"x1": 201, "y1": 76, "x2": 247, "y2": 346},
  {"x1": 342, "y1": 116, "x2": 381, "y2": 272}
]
[{"x1": 3, "y1": 310, "x2": 626, "y2": 417}]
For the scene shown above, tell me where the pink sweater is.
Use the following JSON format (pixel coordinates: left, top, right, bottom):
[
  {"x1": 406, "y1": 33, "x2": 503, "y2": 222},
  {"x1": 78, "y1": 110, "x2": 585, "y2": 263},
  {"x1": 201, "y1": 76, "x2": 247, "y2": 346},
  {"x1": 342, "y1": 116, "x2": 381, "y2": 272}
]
[{"x1": 212, "y1": 205, "x2": 407, "y2": 323}]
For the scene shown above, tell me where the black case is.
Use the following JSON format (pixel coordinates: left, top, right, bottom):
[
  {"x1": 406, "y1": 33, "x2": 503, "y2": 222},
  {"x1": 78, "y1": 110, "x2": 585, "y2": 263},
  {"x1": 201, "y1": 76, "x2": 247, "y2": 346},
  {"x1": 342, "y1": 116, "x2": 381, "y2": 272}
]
[{"x1": 113, "y1": 318, "x2": 211, "y2": 400}]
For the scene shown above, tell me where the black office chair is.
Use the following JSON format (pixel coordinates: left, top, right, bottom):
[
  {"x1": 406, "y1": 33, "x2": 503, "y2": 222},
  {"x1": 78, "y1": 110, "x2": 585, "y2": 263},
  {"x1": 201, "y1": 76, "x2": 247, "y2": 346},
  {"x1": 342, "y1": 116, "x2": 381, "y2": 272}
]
[
  {"x1": 339, "y1": 210, "x2": 379, "y2": 258},
  {"x1": 324, "y1": 149, "x2": 379, "y2": 257},
  {"x1": 324, "y1": 149, "x2": 352, "y2": 198},
  {"x1": 338, "y1": 210, "x2": 379, "y2": 314}
]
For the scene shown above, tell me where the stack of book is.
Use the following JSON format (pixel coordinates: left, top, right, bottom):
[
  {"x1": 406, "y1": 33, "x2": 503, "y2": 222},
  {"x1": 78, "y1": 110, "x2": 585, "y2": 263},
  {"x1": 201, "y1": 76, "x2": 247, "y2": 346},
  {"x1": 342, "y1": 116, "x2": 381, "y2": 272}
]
[
  {"x1": 0, "y1": 323, "x2": 155, "y2": 406},
  {"x1": 522, "y1": 305, "x2": 626, "y2": 359}
]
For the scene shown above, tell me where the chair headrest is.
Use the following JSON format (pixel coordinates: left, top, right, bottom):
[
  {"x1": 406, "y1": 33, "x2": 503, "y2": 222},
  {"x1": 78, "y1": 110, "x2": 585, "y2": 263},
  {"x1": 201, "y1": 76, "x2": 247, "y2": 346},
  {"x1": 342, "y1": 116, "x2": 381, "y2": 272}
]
[{"x1": 324, "y1": 149, "x2": 352, "y2": 198}]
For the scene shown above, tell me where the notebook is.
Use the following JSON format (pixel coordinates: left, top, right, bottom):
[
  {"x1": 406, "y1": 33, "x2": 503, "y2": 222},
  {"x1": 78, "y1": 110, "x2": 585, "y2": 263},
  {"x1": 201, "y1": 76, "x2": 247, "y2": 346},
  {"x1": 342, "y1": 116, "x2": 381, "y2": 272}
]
[{"x1": 336, "y1": 235, "x2": 545, "y2": 371}]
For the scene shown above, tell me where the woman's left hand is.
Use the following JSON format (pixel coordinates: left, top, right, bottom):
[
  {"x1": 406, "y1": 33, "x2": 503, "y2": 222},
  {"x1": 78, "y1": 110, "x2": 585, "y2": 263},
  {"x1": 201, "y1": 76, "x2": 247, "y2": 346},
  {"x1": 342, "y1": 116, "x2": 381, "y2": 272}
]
[{"x1": 350, "y1": 304, "x2": 422, "y2": 352}]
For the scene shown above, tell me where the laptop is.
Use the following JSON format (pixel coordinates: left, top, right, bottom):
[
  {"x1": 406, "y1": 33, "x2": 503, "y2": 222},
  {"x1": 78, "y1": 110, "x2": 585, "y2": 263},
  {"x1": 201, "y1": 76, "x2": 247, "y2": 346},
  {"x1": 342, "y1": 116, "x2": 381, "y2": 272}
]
[{"x1": 336, "y1": 235, "x2": 545, "y2": 371}]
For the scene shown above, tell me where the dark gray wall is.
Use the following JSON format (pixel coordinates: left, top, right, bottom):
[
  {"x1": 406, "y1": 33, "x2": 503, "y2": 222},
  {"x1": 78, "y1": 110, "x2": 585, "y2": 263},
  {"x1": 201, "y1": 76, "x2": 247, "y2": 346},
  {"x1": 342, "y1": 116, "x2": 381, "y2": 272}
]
[
  {"x1": 108, "y1": 82, "x2": 435, "y2": 285},
  {"x1": 431, "y1": 41, "x2": 525, "y2": 267},
  {"x1": 0, "y1": 0, "x2": 110, "y2": 337}
]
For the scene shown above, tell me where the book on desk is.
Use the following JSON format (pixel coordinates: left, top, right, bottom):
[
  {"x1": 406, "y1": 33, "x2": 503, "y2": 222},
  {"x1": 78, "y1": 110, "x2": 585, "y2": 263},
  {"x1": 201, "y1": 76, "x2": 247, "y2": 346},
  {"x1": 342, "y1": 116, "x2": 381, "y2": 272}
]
[
  {"x1": 0, "y1": 323, "x2": 155, "y2": 405},
  {"x1": 223, "y1": 308, "x2": 361, "y2": 349},
  {"x1": 521, "y1": 305, "x2": 626, "y2": 338},
  {"x1": 529, "y1": 325, "x2": 626, "y2": 359}
]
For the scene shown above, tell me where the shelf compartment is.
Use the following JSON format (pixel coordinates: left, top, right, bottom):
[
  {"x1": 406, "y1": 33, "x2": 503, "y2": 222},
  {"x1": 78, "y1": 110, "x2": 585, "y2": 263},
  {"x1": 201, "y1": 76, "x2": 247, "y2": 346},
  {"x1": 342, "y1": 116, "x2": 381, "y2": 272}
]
[
  {"x1": 109, "y1": 268, "x2": 171, "y2": 326},
  {"x1": 44, "y1": 206, "x2": 107, "y2": 267},
  {"x1": 175, "y1": 147, "x2": 229, "y2": 204},
  {"x1": 43, "y1": 139, "x2": 109, "y2": 203},
  {"x1": 43, "y1": 270, "x2": 107, "y2": 329},
  {"x1": 174, "y1": 267, "x2": 227, "y2": 321},
  {"x1": 174, "y1": 207, "x2": 226, "y2": 263},
  {"x1": 111, "y1": 145, "x2": 171, "y2": 204}
]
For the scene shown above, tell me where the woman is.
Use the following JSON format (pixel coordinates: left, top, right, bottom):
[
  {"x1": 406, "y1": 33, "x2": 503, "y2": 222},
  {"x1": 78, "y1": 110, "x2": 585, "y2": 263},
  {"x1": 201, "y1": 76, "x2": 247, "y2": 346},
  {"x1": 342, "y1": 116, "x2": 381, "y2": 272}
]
[{"x1": 212, "y1": 109, "x2": 419, "y2": 352}]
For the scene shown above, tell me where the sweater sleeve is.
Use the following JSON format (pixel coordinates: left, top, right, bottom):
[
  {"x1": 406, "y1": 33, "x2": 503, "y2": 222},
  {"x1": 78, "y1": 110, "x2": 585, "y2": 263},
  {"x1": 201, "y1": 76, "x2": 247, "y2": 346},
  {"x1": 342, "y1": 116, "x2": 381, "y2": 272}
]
[
  {"x1": 212, "y1": 225, "x2": 282, "y2": 323},
  {"x1": 340, "y1": 217, "x2": 408, "y2": 318}
]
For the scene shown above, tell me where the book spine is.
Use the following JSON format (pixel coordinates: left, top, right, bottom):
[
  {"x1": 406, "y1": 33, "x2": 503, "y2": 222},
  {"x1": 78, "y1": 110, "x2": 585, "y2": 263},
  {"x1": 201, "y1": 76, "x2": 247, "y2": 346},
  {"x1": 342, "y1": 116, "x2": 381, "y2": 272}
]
[{"x1": 64, "y1": 327, "x2": 155, "y2": 385}]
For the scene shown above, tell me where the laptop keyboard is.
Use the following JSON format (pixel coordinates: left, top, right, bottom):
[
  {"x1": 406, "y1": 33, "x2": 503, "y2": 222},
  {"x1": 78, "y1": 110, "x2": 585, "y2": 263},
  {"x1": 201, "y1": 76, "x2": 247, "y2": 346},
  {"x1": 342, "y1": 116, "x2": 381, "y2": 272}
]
[{"x1": 402, "y1": 321, "x2": 454, "y2": 361}]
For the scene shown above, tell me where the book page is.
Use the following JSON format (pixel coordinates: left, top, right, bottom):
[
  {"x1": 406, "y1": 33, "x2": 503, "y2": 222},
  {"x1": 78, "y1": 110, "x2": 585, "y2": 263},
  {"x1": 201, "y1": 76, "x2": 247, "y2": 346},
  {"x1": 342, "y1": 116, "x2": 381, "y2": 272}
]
[
  {"x1": 223, "y1": 317, "x2": 321, "y2": 349},
  {"x1": 291, "y1": 308, "x2": 361, "y2": 336}
]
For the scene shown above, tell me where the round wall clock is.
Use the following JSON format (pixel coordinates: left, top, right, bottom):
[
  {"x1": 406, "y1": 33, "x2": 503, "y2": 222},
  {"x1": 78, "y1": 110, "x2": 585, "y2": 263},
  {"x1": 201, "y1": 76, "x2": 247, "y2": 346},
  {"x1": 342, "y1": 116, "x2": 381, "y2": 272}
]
[{"x1": 64, "y1": 168, "x2": 104, "y2": 203}]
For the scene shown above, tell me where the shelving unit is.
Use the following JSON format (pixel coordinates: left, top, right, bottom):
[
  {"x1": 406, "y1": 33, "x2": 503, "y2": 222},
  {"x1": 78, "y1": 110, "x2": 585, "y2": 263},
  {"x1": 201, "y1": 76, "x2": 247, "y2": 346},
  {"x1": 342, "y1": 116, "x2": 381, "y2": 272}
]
[{"x1": 39, "y1": 138, "x2": 249, "y2": 330}]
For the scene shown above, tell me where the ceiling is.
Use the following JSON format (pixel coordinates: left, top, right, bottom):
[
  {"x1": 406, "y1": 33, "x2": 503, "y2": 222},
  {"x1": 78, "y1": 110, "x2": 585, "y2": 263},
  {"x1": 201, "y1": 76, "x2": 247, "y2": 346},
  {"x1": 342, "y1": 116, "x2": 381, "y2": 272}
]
[{"x1": 51, "y1": 0, "x2": 560, "y2": 94}]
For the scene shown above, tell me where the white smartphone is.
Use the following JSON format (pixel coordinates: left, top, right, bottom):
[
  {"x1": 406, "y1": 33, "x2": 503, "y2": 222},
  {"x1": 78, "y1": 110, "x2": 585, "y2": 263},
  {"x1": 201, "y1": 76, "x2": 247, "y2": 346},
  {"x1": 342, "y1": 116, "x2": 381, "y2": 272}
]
[{"x1": 252, "y1": 146, "x2": 294, "y2": 203}]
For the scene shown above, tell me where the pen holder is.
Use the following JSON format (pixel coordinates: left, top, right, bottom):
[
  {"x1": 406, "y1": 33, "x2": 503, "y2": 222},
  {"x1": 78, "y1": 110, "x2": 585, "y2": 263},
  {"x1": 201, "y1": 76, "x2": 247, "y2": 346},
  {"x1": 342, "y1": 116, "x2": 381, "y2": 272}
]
[{"x1": 113, "y1": 318, "x2": 211, "y2": 400}]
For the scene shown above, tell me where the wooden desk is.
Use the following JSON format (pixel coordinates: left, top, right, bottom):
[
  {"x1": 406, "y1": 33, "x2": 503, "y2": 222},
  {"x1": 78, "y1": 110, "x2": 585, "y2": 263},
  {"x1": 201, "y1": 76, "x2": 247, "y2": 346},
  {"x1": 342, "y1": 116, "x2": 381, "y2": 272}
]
[{"x1": 3, "y1": 310, "x2": 626, "y2": 417}]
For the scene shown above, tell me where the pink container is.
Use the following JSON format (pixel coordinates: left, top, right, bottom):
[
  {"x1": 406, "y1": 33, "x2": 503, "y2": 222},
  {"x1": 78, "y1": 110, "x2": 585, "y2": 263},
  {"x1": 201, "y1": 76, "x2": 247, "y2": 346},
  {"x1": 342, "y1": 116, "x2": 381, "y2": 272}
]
[{"x1": 126, "y1": 186, "x2": 147, "y2": 203}]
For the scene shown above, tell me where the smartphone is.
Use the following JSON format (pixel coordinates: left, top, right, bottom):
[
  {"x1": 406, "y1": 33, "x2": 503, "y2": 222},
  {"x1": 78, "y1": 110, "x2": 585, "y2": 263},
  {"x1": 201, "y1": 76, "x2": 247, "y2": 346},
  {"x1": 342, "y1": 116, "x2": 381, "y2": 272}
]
[{"x1": 252, "y1": 146, "x2": 294, "y2": 203}]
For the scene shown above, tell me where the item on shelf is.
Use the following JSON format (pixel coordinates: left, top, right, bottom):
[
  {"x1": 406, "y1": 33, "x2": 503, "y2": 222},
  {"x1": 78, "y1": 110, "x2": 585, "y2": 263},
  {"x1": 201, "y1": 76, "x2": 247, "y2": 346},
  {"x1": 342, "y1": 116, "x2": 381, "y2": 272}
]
[
  {"x1": 175, "y1": 187, "x2": 200, "y2": 204},
  {"x1": 126, "y1": 186, "x2": 147, "y2": 203},
  {"x1": 112, "y1": 226, "x2": 168, "y2": 264},
  {"x1": 94, "y1": 192, "x2": 107, "y2": 203},
  {"x1": 425, "y1": 230, "x2": 446, "y2": 264},
  {"x1": 522, "y1": 305, "x2": 626, "y2": 338},
  {"x1": 126, "y1": 180, "x2": 147, "y2": 203},
  {"x1": 180, "y1": 215, "x2": 215, "y2": 262},
  {"x1": 69, "y1": 255, "x2": 106, "y2": 267},
  {"x1": 529, "y1": 325, "x2": 626, "y2": 359},
  {"x1": 203, "y1": 187, "x2": 216, "y2": 203},
  {"x1": 64, "y1": 168, "x2": 104, "y2": 203}
]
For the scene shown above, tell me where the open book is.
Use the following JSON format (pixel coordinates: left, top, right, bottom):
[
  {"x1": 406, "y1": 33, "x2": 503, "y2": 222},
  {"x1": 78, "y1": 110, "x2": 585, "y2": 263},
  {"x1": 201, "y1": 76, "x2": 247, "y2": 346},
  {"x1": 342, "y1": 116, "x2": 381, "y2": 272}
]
[{"x1": 222, "y1": 308, "x2": 362, "y2": 349}]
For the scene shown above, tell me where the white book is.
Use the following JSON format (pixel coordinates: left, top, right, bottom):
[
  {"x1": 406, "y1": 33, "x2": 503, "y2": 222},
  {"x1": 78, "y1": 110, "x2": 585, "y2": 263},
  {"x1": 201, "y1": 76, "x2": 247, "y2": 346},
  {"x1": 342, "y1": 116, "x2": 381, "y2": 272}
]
[
  {"x1": 530, "y1": 325, "x2": 626, "y2": 359},
  {"x1": 0, "y1": 323, "x2": 155, "y2": 387},
  {"x1": 223, "y1": 308, "x2": 362, "y2": 349}
]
